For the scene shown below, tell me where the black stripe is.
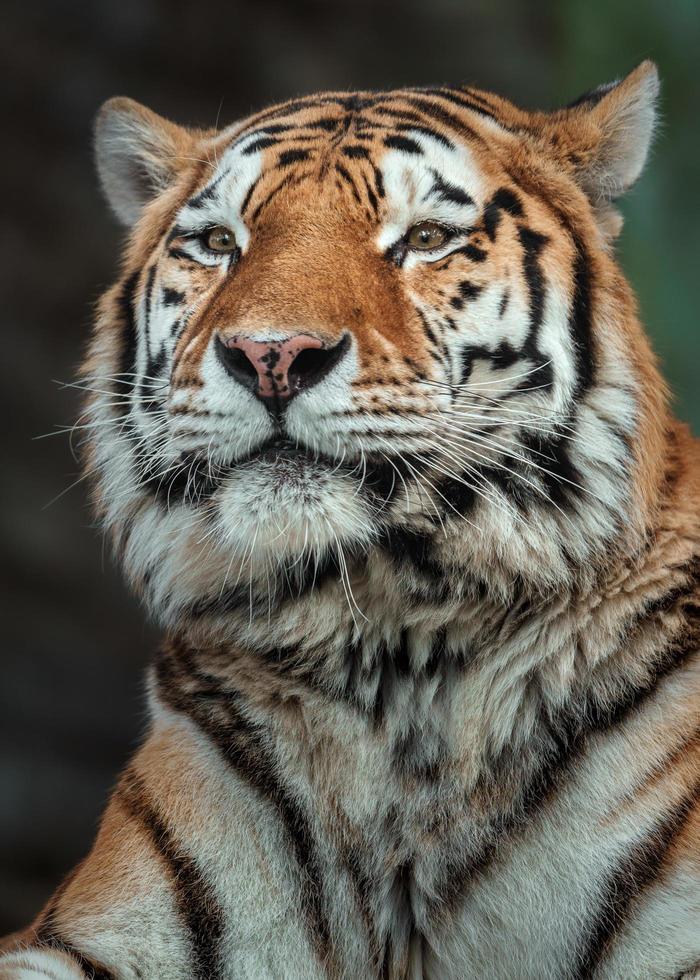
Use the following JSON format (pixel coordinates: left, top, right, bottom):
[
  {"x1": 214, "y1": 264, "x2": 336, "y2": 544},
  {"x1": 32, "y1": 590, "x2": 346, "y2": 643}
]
[
  {"x1": 461, "y1": 87, "x2": 502, "y2": 112},
  {"x1": 119, "y1": 768, "x2": 225, "y2": 980},
  {"x1": 430, "y1": 573, "x2": 700, "y2": 920},
  {"x1": 116, "y1": 272, "x2": 139, "y2": 396},
  {"x1": 167, "y1": 246, "x2": 194, "y2": 261},
  {"x1": 518, "y1": 226, "x2": 548, "y2": 340},
  {"x1": 377, "y1": 525, "x2": 443, "y2": 581},
  {"x1": 188, "y1": 172, "x2": 226, "y2": 208},
  {"x1": 450, "y1": 280, "x2": 482, "y2": 310},
  {"x1": 277, "y1": 147, "x2": 311, "y2": 167},
  {"x1": 155, "y1": 650, "x2": 337, "y2": 971},
  {"x1": 141, "y1": 451, "x2": 220, "y2": 508},
  {"x1": 342, "y1": 144, "x2": 370, "y2": 159},
  {"x1": 574, "y1": 779, "x2": 700, "y2": 978},
  {"x1": 373, "y1": 105, "x2": 428, "y2": 124},
  {"x1": 455, "y1": 223, "x2": 551, "y2": 405},
  {"x1": 416, "y1": 87, "x2": 504, "y2": 126},
  {"x1": 361, "y1": 173, "x2": 379, "y2": 215},
  {"x1": 482, "y1": 187, "x2": 523, "y2": 241},
  {"x1": 358, "y1": 455, "x2": 403, "y2": 507},
  {"x1": 383, "y1": 134, "x2": 422, "y2": 155},
  {"x1": 239, "y1": 176, "x2": 261, "y2": 216},
  {"x1": 242, "y1": 135, "x2": 279, "y2": 155},
  {"x1": 166, "y1": 223, "x2": 188, "y2": 243},
  {"x1": 393, "y1": 121, "x2": 454, "y2": 149},
  {"x1": 232, "y1": 125, "x2": 296, "y2": 155},
  {"x1": 452, "y1": 242, "x2": 488, "y2": 263},
  {"x1": 429, "y1": 171, "x2": 474, "y2": 207},
  {"x1": 306, "y1": 116, "x2": 341, "y2": 132},
  {"x1": 334, "y1": 163, "x2": 362, "y2": 203},
  {"x1": 239, "y1": 94, "x2": 374, "y2": 137},
  {"x1": 162, "y1": 286, "x2": 185, "y2": 307},
  {"x1": 336, "y1": 94, "x2": 377, "y2": 112},
  {"x1": 245, "y1": 123, "x2": 300, "y2": 140},
  {"x1": 502, "y1": 164, "x2": 598, "y2": 398},
  {"x1": 141, "y1": 265, "x2": 156, "y2": 360},
  {"x1": 568, "y1": 230, "x2": 596, "y2": 397},
  {"x1": 249, "y1": 123, "x2": 296, "y2": 135},
  {"x1": 521, "y1": 428, "x2": 583, "y2": 507},
  {"x1": 141, "y1": 347, "x2": 167, "y2": 414},
  {"x1": 185, "y1": 548, "x2": 340, "y2": 620},
  {"x1": 243, "y1": 96, "x2": 334, "y2": 128},
  {"x1": 566, "y1": 80, "x2": 618, "y2": 110},
  {"x1": 415, "y1": 307, "x2": 441, "y2": 350},
  {"x1": 401, "y1": 96, "x2": 486, "y2": 145},
  {"x1": 372, "y1": 163, "x2": 385, "y2": 199},
  {"x1": 140, "y1": 266, "x2": 166, "y2": 415},
  {"x1": 251, "y1": 173, "x2": 296, "y2": 222}
]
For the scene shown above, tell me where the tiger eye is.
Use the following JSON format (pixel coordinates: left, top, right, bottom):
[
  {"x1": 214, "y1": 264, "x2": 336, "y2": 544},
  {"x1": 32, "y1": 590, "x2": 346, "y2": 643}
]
[
  {"x1": 407, "y1": 221, "x2": 450, "y2": 251},
  {"x1": 205, "y1": 226, "x2": 237, "y2": 253}
]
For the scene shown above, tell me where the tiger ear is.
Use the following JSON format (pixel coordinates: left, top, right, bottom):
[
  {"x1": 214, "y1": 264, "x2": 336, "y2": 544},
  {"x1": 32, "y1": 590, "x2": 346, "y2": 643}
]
[
  {"x1": 95, "y1": 98, "x2": 194, "y2": 226},
  {"x1": 547, "y1": 61, "x2": 660, "y2": 236}
]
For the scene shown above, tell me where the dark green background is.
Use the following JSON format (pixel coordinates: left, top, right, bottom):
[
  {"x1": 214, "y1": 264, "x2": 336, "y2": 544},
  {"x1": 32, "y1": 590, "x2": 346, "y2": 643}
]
[
  {"x1": 1, "y1": 0, "x2": 697, "y2": 932},
  {"x1": 558, "y1": 1, "x2": 699, "y2": 431}
]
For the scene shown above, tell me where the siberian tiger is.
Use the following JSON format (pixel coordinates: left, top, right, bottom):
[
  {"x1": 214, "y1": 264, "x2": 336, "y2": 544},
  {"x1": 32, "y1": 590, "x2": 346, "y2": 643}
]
[{"x1": 1, "y1": 60, "x2": 698, "y2": 980}]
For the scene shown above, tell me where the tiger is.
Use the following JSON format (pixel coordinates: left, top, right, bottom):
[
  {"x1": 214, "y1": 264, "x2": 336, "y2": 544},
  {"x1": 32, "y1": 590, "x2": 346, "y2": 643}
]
[{"x1": 1, "y1": 58, "x2": 698, "y2": 980}]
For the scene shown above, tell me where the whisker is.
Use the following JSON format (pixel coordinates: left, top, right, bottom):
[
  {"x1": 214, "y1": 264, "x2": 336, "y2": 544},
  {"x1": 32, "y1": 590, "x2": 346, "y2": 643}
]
[
  {"x1": 415, "y1": 448, "x2": 522, "y2": 525},
  {"x1": 417, "y1": 359, "x2": 553, "y2": 391}
]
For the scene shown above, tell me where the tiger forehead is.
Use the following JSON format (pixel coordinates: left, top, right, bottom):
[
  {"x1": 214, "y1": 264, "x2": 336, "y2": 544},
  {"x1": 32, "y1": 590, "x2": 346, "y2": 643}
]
[
  {"x1": 195, "y1": 89, "x2": 501, "y2": 215},
  {"x1": 220, "y1": 90, "x2": 466, "y2": 157}
]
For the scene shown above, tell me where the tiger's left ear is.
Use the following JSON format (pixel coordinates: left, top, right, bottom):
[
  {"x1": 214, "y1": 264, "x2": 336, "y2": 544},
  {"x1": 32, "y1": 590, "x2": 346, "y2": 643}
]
[{"x1": 546, "y1": 61, "x2": 660, "y2": 237}]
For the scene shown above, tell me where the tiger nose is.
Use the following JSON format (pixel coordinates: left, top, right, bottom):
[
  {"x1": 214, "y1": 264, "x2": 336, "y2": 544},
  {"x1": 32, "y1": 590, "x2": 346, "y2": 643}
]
[{"x1": 217, "y1": 333, "x2": 350, "y2": 404}]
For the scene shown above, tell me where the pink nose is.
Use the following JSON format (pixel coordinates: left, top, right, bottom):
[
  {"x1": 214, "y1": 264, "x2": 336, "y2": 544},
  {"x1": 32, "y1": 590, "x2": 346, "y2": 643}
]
[{"x1": 218, "y1": 332, "x2": 350, "y2": 404}]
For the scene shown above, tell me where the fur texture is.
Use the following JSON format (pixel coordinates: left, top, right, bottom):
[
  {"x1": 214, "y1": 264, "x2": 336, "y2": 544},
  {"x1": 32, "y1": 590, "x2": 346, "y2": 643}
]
[{"x1": 2, "y1": 61, "x2": 699, "y2": 979}]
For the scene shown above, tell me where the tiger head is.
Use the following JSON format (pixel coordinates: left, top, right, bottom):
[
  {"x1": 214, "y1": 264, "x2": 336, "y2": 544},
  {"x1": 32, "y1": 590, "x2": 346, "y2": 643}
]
[{"x1": 85, "y1": 62, "x2": 667, "y2": 638}]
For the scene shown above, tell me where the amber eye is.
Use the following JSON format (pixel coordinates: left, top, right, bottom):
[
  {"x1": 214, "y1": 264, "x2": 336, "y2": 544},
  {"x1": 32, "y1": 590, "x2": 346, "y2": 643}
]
[
  {"x1": 204, "y1": 226, "x2": 237, "y2": 253},
  {"x1": 406, "y1": 221, "x2": 451, "y2": 251}
]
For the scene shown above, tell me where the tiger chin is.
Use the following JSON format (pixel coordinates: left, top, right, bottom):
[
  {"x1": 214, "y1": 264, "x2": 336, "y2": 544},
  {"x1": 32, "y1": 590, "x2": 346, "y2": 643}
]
[{"x1": 2, "y1": 61, "x2": 699, "y2": 980}]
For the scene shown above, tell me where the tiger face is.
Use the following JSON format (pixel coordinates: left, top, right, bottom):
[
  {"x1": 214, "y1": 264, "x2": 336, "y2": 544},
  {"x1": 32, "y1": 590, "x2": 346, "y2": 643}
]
[{"x1": 86, "y1": 63, "x2": 664, "y2": 631}]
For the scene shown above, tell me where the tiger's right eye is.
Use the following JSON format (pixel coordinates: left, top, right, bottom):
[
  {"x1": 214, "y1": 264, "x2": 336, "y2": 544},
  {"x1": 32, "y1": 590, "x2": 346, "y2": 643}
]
[{"x1": 204, "y1": 226, "x2": 237, "y2": 253}]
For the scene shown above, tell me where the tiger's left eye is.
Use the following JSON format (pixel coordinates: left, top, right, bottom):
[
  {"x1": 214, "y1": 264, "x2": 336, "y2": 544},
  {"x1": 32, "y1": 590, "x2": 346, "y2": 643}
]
[
  {"x1": 204, "y1": 226, "x2": 237, "y2": 253},
  {"x1": 407, "y1": 221, "x2": 450, "y2": 251}
]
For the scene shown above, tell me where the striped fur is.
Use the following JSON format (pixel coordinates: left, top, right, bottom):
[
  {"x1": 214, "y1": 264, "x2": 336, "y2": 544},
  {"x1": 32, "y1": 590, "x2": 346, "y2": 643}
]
[{"x1": 2, "y1": 61, "x2": 699, "y2": 979}]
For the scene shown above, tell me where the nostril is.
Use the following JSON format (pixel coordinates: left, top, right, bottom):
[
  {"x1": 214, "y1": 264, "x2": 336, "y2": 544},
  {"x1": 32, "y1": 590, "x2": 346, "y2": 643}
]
[
  {"x1": 215, "y1": 337, "x2": 259, "y2": 390},
  {"x1": 289, "y1": 333, "x2": 351, "y2": 393},
  {"x1": 290, "y1": 347, "x2": 332, "y2": 387},
  {"x1": 229, "y1": 347, "x2": 259, "y2": 382}
]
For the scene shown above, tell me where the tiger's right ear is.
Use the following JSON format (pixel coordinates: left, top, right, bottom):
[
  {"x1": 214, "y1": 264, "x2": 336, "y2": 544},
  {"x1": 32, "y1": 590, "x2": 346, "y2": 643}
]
[{"x1": 95, "y1": 98, "x2": 194, "y2": 226}]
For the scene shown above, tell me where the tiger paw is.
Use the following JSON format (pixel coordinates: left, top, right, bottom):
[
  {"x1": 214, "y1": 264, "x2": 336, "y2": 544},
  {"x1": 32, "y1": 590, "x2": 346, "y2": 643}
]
[{"x1": 0, "y1": 948, "x2": 87, "y2": 979}]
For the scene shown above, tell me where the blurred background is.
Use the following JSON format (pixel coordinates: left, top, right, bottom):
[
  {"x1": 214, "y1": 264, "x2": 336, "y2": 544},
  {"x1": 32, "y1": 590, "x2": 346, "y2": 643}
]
[{"x1": 1, "y1": 0, "x2": 698, "y2": 933}]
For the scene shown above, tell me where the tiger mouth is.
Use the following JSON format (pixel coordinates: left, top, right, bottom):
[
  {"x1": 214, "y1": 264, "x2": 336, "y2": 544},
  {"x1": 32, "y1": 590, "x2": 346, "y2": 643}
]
[
  {"x1": 168, "y1": 438, "x2": 327, "y2": 474},
  {"x1": 150, "y1": 439, "x2": 393, "y2": 505},
  {"x1": 242, "y1": 437, "x2": 322, "y2": 467}
]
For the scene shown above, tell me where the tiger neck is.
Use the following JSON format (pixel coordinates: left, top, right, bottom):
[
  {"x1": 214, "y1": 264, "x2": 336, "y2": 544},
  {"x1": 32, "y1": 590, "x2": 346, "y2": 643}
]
[
  {"x1": 150, "y1": 422, "x2": 699, "y2": 795},
  {"x1": 157, "y1": 529, "x2": 694, "y2": 766}
]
